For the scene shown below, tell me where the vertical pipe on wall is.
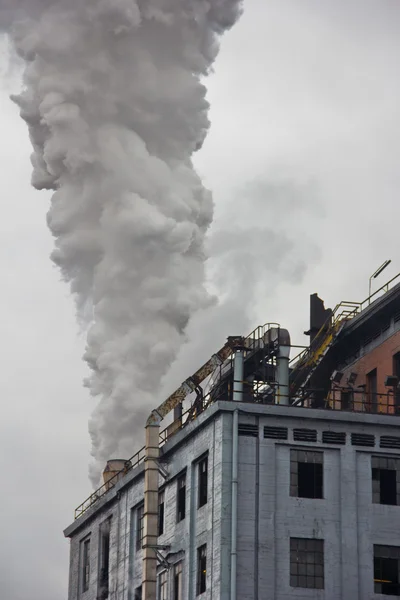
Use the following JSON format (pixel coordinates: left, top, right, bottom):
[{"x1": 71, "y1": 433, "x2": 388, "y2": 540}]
[{"x1": 230, "y1": 409, "x2": 239, "y2": 600}]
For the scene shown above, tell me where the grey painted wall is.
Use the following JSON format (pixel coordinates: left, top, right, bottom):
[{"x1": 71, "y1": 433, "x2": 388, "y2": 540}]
[{"x1": 66, "y1": 403, "x2": 400, "y2": 600}]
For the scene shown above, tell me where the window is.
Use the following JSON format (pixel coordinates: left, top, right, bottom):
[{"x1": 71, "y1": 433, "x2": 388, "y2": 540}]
[
  {"x1": 177, "y1": 474, "x2": 186, "y2": 522},
  {"x1": 290, "y1": 450, "x2": 323, "y2": 499},
  {"x1": 136, "y1": 504, "x2": 144, "y2": 550},
  {"x1": 196, "y1": 545, "x2": 207, "y2": 595},
  {"x1": 198, "y1": 456, "x2": 208, "y2": 508},
  {"x1": 367, "y1": 368, "x2": 378, "y2": 413},
  {"x1": 341, "y1": 390, "x2": 353, "y2": 410},
  {"x1": 98, "y1": 520, "x2": 110, "y2": 600},
  {"x1": 158, "y1": 490, "x2": 165, "y2": 536},
  {"x1": 81, "y1": 537, "x2": 91, "y2": 593},
  {"x1": 374, "y1": 545, "x2": 400, "y2": 595},
  {"x1": 173, "y1": 562, "x2": 183, "y2": 600},
  {"x1": 158, "y1": 571, "x2": 168, "y2": 600},
  {"x1": 372, "y1": 456, "x2": 400, "y2": 505},
  {"x1": 290, "y1": 538, "x2": 324, "y2": 589},
  {"x1": 134, "y1": 586, "x2": 142, "y2": 600}
]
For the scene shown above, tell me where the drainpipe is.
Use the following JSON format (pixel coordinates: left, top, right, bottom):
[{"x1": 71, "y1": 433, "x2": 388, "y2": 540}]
[{"x1": 231, "y1": 349, "x2": 244, "y2": 600}]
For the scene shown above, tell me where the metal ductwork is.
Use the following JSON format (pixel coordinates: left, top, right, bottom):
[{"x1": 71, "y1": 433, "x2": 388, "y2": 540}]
[{"x1": 265, "y1": 327, "x2": 291, "y2": 405}]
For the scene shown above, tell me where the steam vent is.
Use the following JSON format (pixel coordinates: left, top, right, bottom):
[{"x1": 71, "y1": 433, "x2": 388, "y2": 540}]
[{"x1": 64, "y1": 274, "x2": 400, "y2": 599}]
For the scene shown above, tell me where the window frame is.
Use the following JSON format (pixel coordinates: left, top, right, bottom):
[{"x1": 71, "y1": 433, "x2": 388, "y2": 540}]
[
  {"x1": 136, "y1": 503, "x2": 144, "y2": 551},
  {"x1": 290, "y1": 537, "x2": 324, "y2": 589},
  {"x1": 81, "y1": 536, "x2": 91, "y2": 594},
  {"x1": 177, "y1": 473, "x2": 186, "y2": 523},
  {"x1": 290, "y1": 449, "x2": 324, "y2": 499},
  {"x1": 196, "y1": 544, "x2": 207, "y2": 596},
  {"x1": 374, "y1": 544, "x2": 400, "y2": 595},
  {"x1": 98, "y1": 519, "x2": 111, "y2": 600},
  {"x1": 372, "y1": 456, "x2": 400, "y2": 506},
  {"x1": 158, "y1": 489, "x2": 165, "y2": 536},
  {"x1": 173, "y1": 561, "x2": 183, "y2": 600},
  {"x1": 158, "y1": 570, "x2": 168, "y2": 600},
  {"x1": 198, "y1": 455, "x2": 208, "y2": 509}
]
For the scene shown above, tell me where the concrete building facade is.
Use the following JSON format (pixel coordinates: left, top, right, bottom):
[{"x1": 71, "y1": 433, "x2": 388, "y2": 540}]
[{"x1": 65, "y1": 276, "x2": 400, "y2": 600}]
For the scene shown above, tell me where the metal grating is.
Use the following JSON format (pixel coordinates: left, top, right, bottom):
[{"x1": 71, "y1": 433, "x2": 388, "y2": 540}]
[
  {"x1": 238, "y1": 423, "x2": 258, "y2": 437},
  {"x1": 322, "y1": 431, "x2": 346, "y2": 445},
  {"x1": 395, "y1": 310, "x2": 400, "y2": 323},
  {"x1": 380, "y1": 435, "x2": 400, "y2": 449},
  {"x1": 293, "y1": 428, "x2": 317, "y2": 442},
  {"x1": 351, "y1": 433, "x2": 375, "y2": 447},
  {"x1": 264, "y1": 426, "x2": 288, "y2": 440}
]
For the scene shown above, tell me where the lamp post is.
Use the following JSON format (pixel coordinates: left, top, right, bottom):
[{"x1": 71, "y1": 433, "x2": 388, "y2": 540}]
[{"x1": 368, "y1": 260, "x2": 391, "y2": 304}]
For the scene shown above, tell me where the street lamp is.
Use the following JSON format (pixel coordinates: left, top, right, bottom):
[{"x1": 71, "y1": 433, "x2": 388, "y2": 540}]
[{"x1": 369, "y1": 260, "x2": 391, "y2": 303}]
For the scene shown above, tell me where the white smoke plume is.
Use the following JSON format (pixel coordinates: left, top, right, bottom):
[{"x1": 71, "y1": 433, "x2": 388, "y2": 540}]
[{"x1": 1, "y1": 0, "x2": 243, "y2": 484}]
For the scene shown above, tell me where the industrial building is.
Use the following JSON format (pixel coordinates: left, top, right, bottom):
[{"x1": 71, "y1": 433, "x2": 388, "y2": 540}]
[{"x1": 64, "y1": 273, "x2": 400, "y2": 600}]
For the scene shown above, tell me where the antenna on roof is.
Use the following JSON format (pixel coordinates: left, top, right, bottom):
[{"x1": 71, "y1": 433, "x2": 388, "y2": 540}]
[{"x1": 369, "y1": 260, "x2": 391, "y2": 303}]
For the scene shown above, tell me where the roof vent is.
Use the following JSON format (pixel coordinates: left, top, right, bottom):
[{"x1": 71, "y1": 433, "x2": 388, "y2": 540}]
[
  {"x1": 238, "y1": 423, "x2": 258, "y2": 437},
  {"x1": 322, "y1": 431, "x2": 346, "y2": 445},
  {"x1": 293, "y1": 428, "x2": 317, "y2": 442},
  {"x1": 351, "y1": 433, "x2": 375, "y2": 447},
  {"x1": 380, "y1": 436, "x2": 400, "y2": 450},
  {"x1": 264, "y1": 426, "x2": 288, "y2": 440}
]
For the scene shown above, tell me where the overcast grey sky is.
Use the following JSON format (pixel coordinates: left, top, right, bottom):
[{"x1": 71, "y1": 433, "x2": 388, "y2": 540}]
[{"x1": 1, "y1": 1, "x2": 400, "y2": 599}]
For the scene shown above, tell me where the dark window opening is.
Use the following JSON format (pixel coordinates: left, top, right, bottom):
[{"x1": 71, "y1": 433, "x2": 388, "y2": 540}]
[
  {"x1": 173, "y1": 562, "x2": 183, "y2": 600},
  {"x1": 374, "y1": 545, "x2": 400, "y2": 595},
  {"x1": 290, "y1": 538, "x2": 324, "y2": 589},
  {"x1": 372, "y1": 457, "x2": 399, "y2": 505},
  {"x1": 158, "y1": 490, "x2": 165, "y2": 536},
  {"x1": 134, "y1": 586, "x2": 142, "y2": 600},
  {"x1": 197, "y1": 545, "x2": 207, "y2": 595},
  {"x1": 82, "y1": 538, "x2": 90, "y2": 593},
  {"x1": 367, "y1": 368, "x2": 378, "y2": 413},
  {"x1": 341, "y1": 390, "x2": 353, "y2": 410},
  {"x1": 136, "y1": 504, "x2": 144, "y2": 550},
  {"x1": 290, "y1": 450, "x2": 323, "y2": 499},
  {"x1": 98, "y1": 521, "x2": 110, "y2": 600},
  {"x1": 177, "y1": 474, "x2": 186, "y2": 522},
  {"x1": 198, "y1": 456, "x2": 208, "y2": 508}
]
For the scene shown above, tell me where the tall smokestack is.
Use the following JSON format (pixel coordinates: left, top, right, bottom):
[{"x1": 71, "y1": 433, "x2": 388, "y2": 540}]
[{"x1": 0, "y1": 0, "x2": 243, "y2": 483}]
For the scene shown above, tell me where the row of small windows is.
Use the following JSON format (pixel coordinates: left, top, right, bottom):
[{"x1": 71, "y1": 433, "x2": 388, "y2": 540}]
[
  {"x1": 290, "y1": 449, "x2": 400, "y2": 505},
  {"x1": 136, "y1": 455, "x2": 208, "y2": 551},
  {"x1": 262, "y1": 425, "x2": 400, "y2": 449},
  {"x1": 80, "y1": 530, "x2": 400, "y2": 598}
]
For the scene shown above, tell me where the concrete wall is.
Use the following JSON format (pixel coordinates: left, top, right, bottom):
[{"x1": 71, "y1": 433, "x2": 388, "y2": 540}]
[
  {"x1": 234, "y1": 410, "x2": 400, "y2": 600},
  {"x1": 66, "y1": 403, "x2": 400, "y2": 600},
  {"x1": 66, "y1": 410, "x2": 228, "y2": 600}
]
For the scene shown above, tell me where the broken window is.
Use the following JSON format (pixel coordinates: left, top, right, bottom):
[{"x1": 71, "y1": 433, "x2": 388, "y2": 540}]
[
  {"x1": 81, "y1": 537, "x2": 91, "y2": 593},
  {"x1": 196, "y1": 545, "x2": 207, "y2": 595},
  {"x1": 372, "y1": 457, "x2": 400, "y2": 505},
  {"x1": 158, "y1": 490, "x2": 165, "y2": 536},
  {"x1": 98, "y1": 520, "x2": 110, "y2": 600},
  {"x1": 158, "y1": 571, "x2": 168, "y2": 600},
  {"x1": 134, "y1": 586, "x2": 142, "y2": 600},
  {"x1": 198, "y1": 456, "x2": 208, "y2": 508},
  {"x1": 290, "y1": 538, "x2": 324, "y2": 589},
  {"x1": 136, "y1": 504, "x2": 144, "y2": 550},
  {"x1": 173, "y1": 562, "x2": 183, "y2": 600},
  {"x1": 374, "y1": 545, "x2": 400, "y2": 595},
  {"x1": 177, "y1": 473, "x2": 186, "y2": 522},
  {"x1": 290, "y1": 450, "x2": 323, "y2": 499}
]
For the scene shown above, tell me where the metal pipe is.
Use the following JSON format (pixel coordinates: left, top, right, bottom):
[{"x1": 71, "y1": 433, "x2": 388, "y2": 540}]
[
  {"x1": 142, "y1": 424, "x2": 160, "y2": 600},
  {"x1": 276, "y1": 345, "x2": 290, "y2": 405},
  {"x1": 230, "y1": 409, "x2": 239, "y2": 600},
  {"x1": 233, "y1": 350, "x2": 244, "y2": 402}
]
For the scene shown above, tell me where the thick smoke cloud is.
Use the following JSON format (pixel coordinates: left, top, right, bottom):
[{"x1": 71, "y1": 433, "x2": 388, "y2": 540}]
[{"x1": 1, "y1": 0, "x2": 243, "y2": 483}]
